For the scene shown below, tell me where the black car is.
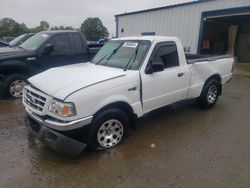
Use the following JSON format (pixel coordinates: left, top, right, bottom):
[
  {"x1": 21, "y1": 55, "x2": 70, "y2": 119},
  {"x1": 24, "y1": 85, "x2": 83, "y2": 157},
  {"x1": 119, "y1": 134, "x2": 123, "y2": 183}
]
[{"x1": 0, "y1": 30, "x2": 100, "y2": 98}]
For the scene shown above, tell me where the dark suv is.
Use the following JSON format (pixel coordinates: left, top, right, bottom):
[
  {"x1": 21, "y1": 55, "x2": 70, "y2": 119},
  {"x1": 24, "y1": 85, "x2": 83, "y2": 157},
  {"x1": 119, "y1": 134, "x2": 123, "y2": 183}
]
[{"x1": 0, "y1": 30, "x2": 99, "y2": 98}]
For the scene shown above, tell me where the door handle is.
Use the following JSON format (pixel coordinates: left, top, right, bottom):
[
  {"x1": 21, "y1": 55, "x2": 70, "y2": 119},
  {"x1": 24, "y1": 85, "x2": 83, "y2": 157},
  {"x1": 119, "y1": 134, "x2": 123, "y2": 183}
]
[
  {"x1": 128, "y1": 87, "x2": 137, "y2": 91},
  {"x1": 178, "y1": 72, "x2": 185, "y2": 77}
]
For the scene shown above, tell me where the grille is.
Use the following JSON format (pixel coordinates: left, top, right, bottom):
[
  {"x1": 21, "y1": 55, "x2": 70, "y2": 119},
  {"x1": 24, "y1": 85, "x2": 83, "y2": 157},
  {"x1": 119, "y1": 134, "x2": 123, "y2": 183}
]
[{"x1": 24, "y1": 88, "x2": 46, "y2": 112}]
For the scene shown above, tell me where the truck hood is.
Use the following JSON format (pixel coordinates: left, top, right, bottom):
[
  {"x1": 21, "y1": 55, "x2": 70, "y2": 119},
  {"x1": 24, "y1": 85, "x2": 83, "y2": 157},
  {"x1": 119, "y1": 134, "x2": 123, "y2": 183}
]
[
  {"x1": 28, "y1": 63, "x2": 126, "y2": 100},
  {"x1": 0, "y1": 41, "x2": 9, "y2": 47},
  {"x1": 0, "y1": 47, "x2": 32, "y2": 60}
]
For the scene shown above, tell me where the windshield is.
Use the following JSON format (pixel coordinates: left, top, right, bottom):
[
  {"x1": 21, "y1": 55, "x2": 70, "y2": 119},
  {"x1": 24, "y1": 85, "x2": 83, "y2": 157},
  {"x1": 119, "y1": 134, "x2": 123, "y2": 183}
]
[
  {"x1": 9, "y1": 34, "x2": 26, "y2": 46},
  {"x1": 91, "y1": 40, "x2": 151, "y2": 70},
  {"x1": 19, "y1": 33, "x2": 51, "y2": 51}
]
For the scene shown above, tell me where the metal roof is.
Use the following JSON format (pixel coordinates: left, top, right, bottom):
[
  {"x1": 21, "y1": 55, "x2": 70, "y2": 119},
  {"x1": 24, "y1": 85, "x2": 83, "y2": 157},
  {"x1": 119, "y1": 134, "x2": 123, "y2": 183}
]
[{"x1": 115, "y1": 0, "x2": 214, "y2": 17}]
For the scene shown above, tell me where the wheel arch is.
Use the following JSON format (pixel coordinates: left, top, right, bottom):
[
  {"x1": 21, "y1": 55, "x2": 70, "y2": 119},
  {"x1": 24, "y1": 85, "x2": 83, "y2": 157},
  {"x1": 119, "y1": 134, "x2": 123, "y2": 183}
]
[
  {"x1": 93, "y1": 101, "x2": 137, "y2": 129},
  {"x1": 205, "y1": 74, "x2": 222, "y2": 95}
]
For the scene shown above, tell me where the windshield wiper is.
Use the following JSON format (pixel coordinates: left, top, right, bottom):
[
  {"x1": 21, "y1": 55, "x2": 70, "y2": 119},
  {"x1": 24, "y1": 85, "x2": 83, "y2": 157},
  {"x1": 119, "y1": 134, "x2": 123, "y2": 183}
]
[
  {"x1": 95, "y1": 43, "x2": 124, "y2": 65},
  {"x1": 123, "y1": 43, "x2": 139, "y2": 71}
]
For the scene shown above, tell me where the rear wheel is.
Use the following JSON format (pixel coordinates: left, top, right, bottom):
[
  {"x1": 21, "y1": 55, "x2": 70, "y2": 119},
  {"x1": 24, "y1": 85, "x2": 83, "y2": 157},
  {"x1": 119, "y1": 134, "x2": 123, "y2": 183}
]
[
  {"x1": 3, "y1": 74, "x2": 27, "y2": 99},
  {"x1": 87, "y1": 108, "x2": 129, "y2": 151},
  {"x1": 197, "y1": 79, "x2": 220, "y2": 109}
]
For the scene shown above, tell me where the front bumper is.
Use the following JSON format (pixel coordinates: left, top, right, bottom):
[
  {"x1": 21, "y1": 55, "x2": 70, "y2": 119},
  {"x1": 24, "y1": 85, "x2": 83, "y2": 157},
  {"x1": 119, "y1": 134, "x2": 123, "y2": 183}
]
[
  {"x1": 25, "y1": 116, "x2": 87, "y2": 156},
  {"x1": 25, "y1": 107, "x2": 93, "y2": 131}
]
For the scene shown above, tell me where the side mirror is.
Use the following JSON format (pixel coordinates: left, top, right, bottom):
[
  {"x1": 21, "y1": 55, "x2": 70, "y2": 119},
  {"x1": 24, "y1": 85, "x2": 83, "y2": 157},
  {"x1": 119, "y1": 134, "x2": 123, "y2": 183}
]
[
  {"x1": 145, "y1": 61, "x2": 165, "y2": 74},
  {"x1": 42, "y1": 43, "x2": 54, "y2": 55}
]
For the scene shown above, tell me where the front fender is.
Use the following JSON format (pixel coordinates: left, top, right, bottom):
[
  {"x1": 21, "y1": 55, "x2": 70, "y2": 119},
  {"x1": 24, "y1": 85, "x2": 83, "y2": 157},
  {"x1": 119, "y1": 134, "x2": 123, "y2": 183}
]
[
  {"x1": 0, "y1": 60, "x2": 33, "y2": 76},
  {"x1": 67, "y1": 88, "x2": 143, "y2": 119},
  {"x1": 88, "y1": 94, "x2": 143, "y2": 119}
]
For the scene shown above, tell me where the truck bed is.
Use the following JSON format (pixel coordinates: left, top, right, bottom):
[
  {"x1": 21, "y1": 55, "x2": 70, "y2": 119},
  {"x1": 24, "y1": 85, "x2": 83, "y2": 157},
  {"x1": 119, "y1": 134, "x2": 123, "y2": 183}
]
[{"x1": 186, "y1": 54, "x2": 233, "y2": 64}]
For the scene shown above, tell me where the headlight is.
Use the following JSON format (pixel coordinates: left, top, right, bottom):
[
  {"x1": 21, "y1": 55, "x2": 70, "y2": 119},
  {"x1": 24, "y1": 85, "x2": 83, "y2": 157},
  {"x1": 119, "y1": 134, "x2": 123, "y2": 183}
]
[{"x1": 48, "y1": 99, "x2": 76, "y2": 117}]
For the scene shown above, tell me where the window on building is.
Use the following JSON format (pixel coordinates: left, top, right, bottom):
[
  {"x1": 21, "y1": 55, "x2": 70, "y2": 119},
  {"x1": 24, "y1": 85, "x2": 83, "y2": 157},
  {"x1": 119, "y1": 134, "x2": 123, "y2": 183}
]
[{"x1": 141, "y1": 32, "x2": 155, "y2": 36}]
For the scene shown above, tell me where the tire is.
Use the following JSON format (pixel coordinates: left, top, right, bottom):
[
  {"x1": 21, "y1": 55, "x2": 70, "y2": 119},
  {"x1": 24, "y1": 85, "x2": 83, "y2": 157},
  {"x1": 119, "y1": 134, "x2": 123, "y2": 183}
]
[
  {"x1": 87, "y1": 108, "x2": 129, "y2": 151},
  {"x1": 3, "y1": 74, "x2": 27, "y2": 99},
  {"x1": 196, "y1": 79, "x2": 220, "y2": 109}
]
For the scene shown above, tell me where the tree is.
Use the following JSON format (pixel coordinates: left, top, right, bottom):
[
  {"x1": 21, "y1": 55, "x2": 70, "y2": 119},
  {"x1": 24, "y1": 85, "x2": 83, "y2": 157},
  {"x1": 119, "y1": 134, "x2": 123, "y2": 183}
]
[
  {"x1": 39, "y1": 20, "x2": 50, "y2": 31},
  {"x1": 0, "y1": 17, "x2": 17, "y2": 37},
  {"x1": 0, "y1": 17, "x2": 28, "y2": 38},
  {"x1": 0, "y1": 17, "x2": 85, "y2": 38},
  {"x1": 50, "y1": 25, "x2": 75, "y2": 30},
  {"x1": 30, "y1": 20, "x2": 50, "y2": 32},
  {"x1": 80, "y1": 17, "x2": 109, "y2": 41}
]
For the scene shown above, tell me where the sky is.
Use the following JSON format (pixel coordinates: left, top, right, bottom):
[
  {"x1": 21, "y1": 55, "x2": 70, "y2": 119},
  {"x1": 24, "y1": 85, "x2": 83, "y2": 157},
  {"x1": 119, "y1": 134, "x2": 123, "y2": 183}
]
[{"x1": 0, "y1": 0, "x2": 194, "y2": 37}]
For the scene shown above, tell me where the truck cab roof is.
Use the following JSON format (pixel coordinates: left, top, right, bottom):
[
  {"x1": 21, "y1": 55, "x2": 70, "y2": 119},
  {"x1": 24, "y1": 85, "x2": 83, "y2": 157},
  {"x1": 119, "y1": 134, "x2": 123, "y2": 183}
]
[{"x1": 40, "y1": 30, "x2": 80, "y2": 35}]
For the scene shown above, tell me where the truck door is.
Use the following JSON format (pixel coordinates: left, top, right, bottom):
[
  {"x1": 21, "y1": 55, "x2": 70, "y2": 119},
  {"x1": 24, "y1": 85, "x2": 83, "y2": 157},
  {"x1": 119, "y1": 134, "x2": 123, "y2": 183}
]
[
  {"x1": 141, "y1": 41, "x2": 190, "y2": 114},
  {"x1": 36, "y1": 33, "x2": 74, "y2": 71}
]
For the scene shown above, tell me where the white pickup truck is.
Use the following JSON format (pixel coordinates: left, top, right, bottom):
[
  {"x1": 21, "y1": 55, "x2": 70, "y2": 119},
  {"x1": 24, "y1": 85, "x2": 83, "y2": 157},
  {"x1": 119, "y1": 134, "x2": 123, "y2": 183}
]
[{"x1": 23, "y1": 36, "x2": 234, "y2": 156}]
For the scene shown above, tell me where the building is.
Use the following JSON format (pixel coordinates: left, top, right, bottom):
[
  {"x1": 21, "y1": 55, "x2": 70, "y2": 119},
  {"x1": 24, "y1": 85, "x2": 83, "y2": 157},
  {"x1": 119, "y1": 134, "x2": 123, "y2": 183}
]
[{"x1": 115, "y1": 0, "x2": 250, "y2": 63}]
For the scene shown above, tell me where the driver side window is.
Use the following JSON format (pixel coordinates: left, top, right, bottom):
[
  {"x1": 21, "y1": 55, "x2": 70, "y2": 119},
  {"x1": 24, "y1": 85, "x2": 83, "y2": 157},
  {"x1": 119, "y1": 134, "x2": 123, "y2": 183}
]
[
  {"x1": 49, "y1": 34, "x2": 72, "y2": 55},
  {"x1": 152, "y1": 42, "x2": 179, "y2": 68}
]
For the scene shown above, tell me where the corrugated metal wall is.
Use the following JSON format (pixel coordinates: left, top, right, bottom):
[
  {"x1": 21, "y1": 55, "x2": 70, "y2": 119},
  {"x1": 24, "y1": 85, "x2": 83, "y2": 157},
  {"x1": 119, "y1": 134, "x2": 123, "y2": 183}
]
[{"x1": 117, "y1": 0, "x2": 250, "y2": 53}]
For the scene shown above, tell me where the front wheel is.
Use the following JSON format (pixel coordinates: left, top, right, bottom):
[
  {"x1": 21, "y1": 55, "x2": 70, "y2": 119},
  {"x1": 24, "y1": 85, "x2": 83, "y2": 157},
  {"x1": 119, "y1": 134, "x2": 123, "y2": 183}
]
[
  {"x1": 87, "y1": 108, "x2": 129, "y2": 151},
  {"x1": 3, "y1": 74, "x2": 27, "y2": 99},
  {"x1": 196, "y1": 79, "x2": 220, "y2": 109}
]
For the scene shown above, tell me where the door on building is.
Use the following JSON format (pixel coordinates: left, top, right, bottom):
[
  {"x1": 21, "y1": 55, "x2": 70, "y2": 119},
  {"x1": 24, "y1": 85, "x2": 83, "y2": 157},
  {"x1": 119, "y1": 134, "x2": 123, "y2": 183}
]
[{"x1": 199, "y1": 14, "x2": 250, "y2": 63}]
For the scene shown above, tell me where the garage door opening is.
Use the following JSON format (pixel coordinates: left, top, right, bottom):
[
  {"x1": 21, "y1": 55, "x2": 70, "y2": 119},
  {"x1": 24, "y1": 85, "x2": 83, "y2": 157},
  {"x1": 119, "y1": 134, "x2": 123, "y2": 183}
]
[{"x1": 199, "y1": 14, "x2": 250, "y2": 63}]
